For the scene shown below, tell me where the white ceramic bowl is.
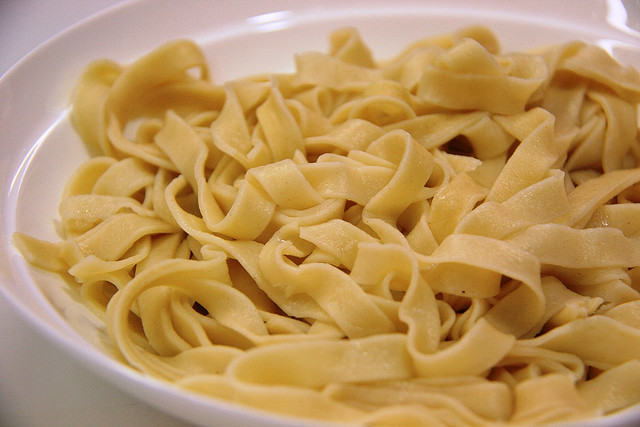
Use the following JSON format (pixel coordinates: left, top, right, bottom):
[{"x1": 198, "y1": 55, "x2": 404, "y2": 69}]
[{"x1": 2, "y1": 1, "x2": 640, "y2": 425}]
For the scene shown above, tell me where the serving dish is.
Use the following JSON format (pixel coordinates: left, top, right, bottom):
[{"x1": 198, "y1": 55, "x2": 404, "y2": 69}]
[{"x1": 1, "y1": 1, "x2": 640, "y2": 425}]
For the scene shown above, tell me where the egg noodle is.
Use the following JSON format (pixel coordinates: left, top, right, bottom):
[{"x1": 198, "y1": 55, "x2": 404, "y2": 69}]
[{"x1": 13, "y1": 26, "x2": 640, "y2": 425}]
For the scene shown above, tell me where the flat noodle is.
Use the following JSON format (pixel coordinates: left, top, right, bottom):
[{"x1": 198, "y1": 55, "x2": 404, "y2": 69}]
[{"x1": 13, "y1": 26, "x2": 640, "y2": 425}]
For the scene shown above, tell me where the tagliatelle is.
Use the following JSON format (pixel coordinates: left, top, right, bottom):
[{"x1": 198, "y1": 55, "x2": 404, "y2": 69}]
[{"x1": 13, "y1": 26, "x2": 640, "y2": 425}]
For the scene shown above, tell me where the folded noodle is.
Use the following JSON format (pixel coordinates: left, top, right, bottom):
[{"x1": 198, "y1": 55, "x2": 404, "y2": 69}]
[{"x1": 13, "y1": 26, "x2": 640, "y2": 426}]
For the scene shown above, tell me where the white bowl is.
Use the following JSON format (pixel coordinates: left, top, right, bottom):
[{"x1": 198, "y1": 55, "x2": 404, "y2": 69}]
[{"x1": 1, "y1": 1, "x2": 640, "y2": 425}]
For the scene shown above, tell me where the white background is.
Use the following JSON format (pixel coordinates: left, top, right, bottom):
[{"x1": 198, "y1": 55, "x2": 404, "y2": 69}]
[{"x1": 0, "y1": 2, "x2": 190, "y2": 425}]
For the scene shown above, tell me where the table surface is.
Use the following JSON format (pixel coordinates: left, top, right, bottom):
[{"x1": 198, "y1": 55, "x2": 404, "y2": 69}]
[{"x1": 0, "y1": 1, "x2": 191, "y2": 425}]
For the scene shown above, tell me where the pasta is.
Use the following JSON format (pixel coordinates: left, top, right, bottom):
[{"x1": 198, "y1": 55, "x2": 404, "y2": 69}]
[{"x1": 13, "y1": 25, "x2": 640, "y2": 425}]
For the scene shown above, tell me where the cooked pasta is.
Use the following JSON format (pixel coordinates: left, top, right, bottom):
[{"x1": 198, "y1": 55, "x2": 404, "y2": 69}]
[{"x1": 13, "y1": 26, "x2": 640, "y2": 425}]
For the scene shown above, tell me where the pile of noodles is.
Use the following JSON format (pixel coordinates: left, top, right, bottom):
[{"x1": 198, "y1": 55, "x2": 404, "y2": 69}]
[{"x1": 14, "y1": 26, "x2": 640, "y2": 425}]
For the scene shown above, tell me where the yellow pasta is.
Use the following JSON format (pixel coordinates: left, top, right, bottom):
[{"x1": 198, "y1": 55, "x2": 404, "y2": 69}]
[{"x1": 13, "y1": 26, "x2": 640, "y2": 425}]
